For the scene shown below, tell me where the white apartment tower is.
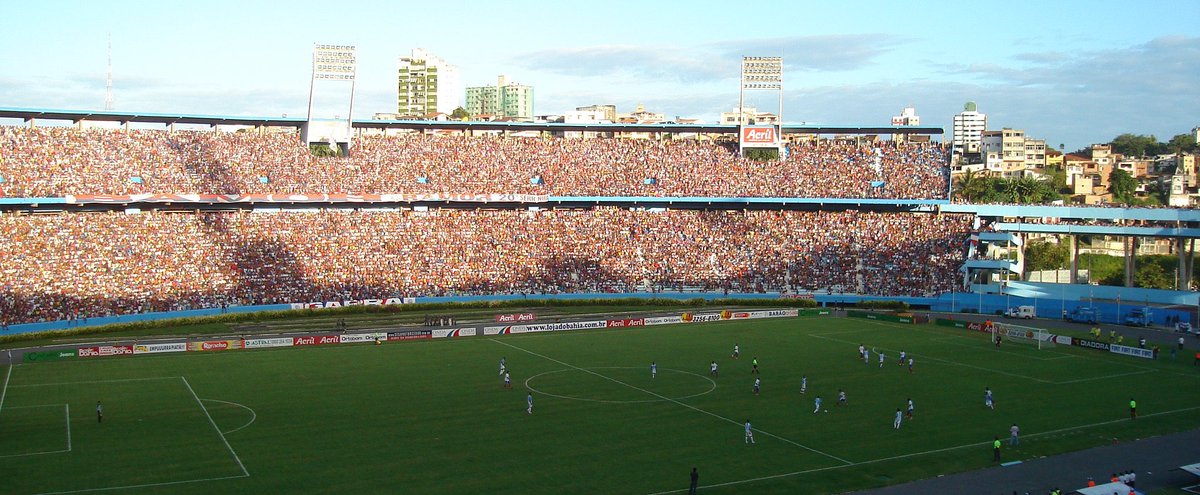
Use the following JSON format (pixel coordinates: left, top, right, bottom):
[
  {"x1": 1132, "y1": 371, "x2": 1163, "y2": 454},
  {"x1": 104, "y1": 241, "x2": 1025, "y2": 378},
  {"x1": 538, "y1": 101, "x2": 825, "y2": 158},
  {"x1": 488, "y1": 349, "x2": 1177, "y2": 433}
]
[
  {"x1": 397, "y1": 48, "x2": 462, "y2": 118},
  {"x1": 891, "y1": 105, "x2": 920, "y2": 142},
  {"x1": 952, "y1": 101, "x2": 987, "y2": 158}
]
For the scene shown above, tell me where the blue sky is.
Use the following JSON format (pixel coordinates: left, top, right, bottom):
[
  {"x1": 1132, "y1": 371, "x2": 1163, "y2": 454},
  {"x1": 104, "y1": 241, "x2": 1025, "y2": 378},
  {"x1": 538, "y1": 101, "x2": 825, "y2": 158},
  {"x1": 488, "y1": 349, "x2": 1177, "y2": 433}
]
[{"x1": 1, "y1": 0, "x2": 1197, "y2": 151}]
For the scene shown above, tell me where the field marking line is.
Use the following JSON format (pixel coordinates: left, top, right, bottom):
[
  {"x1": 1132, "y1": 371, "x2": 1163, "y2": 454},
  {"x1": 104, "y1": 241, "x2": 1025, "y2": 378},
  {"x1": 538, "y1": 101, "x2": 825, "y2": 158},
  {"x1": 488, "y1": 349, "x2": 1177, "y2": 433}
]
[
  {"x1": 200, "y1": 399, "x2": 257, "y2": 435},
  {"x1": 855, "y1": 319, "x2": 1077, "y2": 360},
  {"x1": 491, "y1": 338, "x2": 853, "y2": 466},
  {"x1": 806, "y1": 321, "x2": 1161, "y2": 389},
  {"x1": 65, "y1": 403, "x2": 72, "y2": 452},
  {"x1": 0, "y1": 403, "x2": 72, "y2": 460},
  {"x1": 32, "y1": 474, "x2": 251, "y2": 495},
  {"x1": 0, "y1": 362, "x2": 12, "y2": 415},
  {"x1": 807, "y1": 332, "x2": 1056, "y2": 384},
  {"x1": 10, "y1": 376, "x2": 180, "y2": 388},
  {"x1": 181, "y1": 377, "x2": 250, "y2": 477},
  {"x1": 645, "y1": 404, "x2": 1200, "y2": 494},
  {"x1": 0, "y1": 447, "x2": 72, "y2": 459},
  {"x1": 524, "y1": 367, "x2": 717, "y2": 404},
  {"x1": 1051, "y1": 369, "x2": 1157, "y2": 384},
  {"x1": 926, "y1": 336, "x2": 1074, "y2": 361},
  {"x1": 865, "y1": 319, "x2": 1193, "y2": 379}
]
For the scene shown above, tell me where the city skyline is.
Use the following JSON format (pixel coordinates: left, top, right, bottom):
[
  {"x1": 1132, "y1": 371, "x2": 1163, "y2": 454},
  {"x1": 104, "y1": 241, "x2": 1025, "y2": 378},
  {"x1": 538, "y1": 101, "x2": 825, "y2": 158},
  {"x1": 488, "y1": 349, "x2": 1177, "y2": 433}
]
[{"x1": 0, "y1": 0, "x2": 1197, "y2": 151}]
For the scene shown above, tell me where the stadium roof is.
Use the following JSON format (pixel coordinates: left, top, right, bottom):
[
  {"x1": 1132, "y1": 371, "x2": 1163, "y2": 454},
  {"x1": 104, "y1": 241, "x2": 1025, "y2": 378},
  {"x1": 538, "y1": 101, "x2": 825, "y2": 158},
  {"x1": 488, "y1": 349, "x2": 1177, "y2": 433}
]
[
  {"x1": 0, "y1": 106, "x2": 943, "y2": 135},
  {"x1": 0, "y1": 107, "x2": 306, "y2": 127}
]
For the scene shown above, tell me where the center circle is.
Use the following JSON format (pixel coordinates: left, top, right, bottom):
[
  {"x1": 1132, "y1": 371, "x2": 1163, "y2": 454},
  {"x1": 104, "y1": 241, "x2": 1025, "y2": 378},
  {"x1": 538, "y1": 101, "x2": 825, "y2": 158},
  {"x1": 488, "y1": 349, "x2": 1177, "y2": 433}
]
[{"x1": 524, "y1": 366, "x2": 717, "y2": 404}]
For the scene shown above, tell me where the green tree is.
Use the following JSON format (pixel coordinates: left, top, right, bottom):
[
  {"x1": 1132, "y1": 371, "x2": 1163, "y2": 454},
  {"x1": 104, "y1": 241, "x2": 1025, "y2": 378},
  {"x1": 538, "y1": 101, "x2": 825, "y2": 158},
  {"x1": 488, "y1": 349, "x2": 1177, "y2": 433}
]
[
  {"x1": 1109, "y1": 134, "x2": 1159, "y2": 157},
  {"x1": 1024, "y1": 240, "x2": 1069, "y2": 274},
  {"x1": 997, "y1": 176, "x2": 1055, "y2": 204},
  {"x1": 743, "y1": 148, "x2": 780, "y2": 162},
  {"x1": 1108, "y1": 169, "x2": 1137, "y2": 203},
  {"x1": 953, "y1": 170, "x2": 988, "y2": 202},
  {"x1": 450, "y1": 107, "x2": 469, "y2": 120},
  {"x1": 1045, "y1": 165, "x2": 1068, "y2": 194},
  {"x1": 1167, "y1": 133, "x2": 1199, "y2": 154},
  {"x1": 1136, "y1": 262, "x2": 1172, "y2": 289},
  {"x1": 308, "y1": 143, "x2": 341, "y2": 158}
]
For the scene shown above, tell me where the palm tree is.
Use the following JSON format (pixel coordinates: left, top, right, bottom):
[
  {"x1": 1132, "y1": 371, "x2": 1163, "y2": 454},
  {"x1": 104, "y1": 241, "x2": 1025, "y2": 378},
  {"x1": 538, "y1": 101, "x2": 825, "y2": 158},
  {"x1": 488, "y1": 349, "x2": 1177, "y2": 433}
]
[{"x1": 954, "y1": 170, "x2": 985, "y2": 202}]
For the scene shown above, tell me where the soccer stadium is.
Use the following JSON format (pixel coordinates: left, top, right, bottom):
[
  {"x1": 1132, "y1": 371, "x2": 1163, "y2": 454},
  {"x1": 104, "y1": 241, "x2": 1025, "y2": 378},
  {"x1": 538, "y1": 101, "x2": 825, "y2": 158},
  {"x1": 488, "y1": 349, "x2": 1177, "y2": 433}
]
[
  {"x1": 3, "y1": 16, "x2": 1200, "y2": 495},
  {"x1": 0, "y1": 107, "x2": 1197, "y2": 495}
]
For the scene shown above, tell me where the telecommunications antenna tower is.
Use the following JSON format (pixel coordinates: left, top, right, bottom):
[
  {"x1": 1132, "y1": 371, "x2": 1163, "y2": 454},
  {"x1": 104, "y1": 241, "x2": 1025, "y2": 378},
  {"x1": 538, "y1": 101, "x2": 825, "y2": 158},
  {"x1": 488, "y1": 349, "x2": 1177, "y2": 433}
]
[{"x1": 104, "y1": 34, "x2": 114, "y2": 111}]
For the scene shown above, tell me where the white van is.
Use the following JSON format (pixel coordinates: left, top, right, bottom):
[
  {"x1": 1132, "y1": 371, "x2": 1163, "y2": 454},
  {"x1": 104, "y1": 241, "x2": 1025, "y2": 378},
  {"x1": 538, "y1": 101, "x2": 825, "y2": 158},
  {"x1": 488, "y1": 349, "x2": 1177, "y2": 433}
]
[{"x1": 1005, "y1": 306, "x2": 1036, "y2": 319}]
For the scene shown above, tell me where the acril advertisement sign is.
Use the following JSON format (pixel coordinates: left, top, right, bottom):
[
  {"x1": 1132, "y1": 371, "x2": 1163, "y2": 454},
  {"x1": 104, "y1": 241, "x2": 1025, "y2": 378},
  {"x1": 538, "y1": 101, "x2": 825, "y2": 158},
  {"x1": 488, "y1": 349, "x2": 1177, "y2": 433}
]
[{"x1": 740, "y1": 126, "x2": 778, "y2": 147}]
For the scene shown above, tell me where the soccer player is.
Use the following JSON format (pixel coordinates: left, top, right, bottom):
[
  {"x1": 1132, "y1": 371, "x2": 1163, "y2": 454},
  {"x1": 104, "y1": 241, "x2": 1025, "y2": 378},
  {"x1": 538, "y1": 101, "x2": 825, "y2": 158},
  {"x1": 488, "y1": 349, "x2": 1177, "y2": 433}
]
[
  {"x1": 751, "y1": 357, "x2": 759, "y2": 374},
  {"x1": 863, "y1": 347, "x2": 870, "y2": 364},
  {"x1": 753, "y1": 377, "x2": 761, "y2": 395},
  {"x1": 993, "y1": 436, "x2": 1002, "y2": 462},
  {"x1": 689, "y1": 468, "x2": 699, "y2": 495},
  {"x1": 732, "y1": 344, "x2": 740, "y2": 359},
  {"x1": 1009, "y1": 423, "x2": 1020, "y2": 446},
  {"x1": 837, "y1": 389, "x2": 847, "y2": 406},
  {"x1": 985, "y1": 387, "x2": 994, "y2": 410},
  {"x1": 710, "y1": 361, "x2": 719, "y2": 378},
  {"x1": 800, "y1": 375, "x2": 807, "y2": 394},
  {"x1": 893, "y1": 408, "x2": 902, "y2": 429},
  {"x1": 813, "y1": 395, "x2": 823, "y2": 413},
  {"x1": 96, "y1": 401, "x2": 103, "y2": 423},
  {"x1": 1129, "y1": 398, "x2": 1137, "y2": 420},
  {"x1": 503, "y1": 371, "x2": 511, "y2": 389},
  {"x1": 858, "y1": 344, "x2": 865, "y2": 360},
  {"x1": 744, "y1": 420, "x2": 755, "y2": 444},
  {"x1": 651, "y1": 361, "x2": 657, "y2": 378},
  {"x1": 499, "y1": 357, "x2": 506, "y2": 376},
  {"x1": 898, "y1": 350, "x2": 906, "y2": 366},
  {"x1": 878, "y1": 350, "x2": 886, "y2": 368},
  {"x1": 526, "y1": 393, "x2": 533, "y2": 414},
  {"x1": 907, "y1": 357, "x2": 914, "y2": 373},
  {"x1": 906, "y1": 398, "x2": 914, "y2": 420}
]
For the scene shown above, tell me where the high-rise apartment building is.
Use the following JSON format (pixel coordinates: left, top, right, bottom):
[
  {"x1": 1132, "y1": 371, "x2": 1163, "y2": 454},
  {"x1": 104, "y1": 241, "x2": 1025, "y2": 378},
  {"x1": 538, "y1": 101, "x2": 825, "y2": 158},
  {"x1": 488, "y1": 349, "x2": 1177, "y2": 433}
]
[
  {"x1": 890, "y1": 106, "x2": 920, "y2": 142},
  {"x1": 465, "y1": 75, "x2": 534, "y2": 120},
  {"x1": 952, "y1": 101, "x2": 987, "y2": 158},
  {"x1": 397, "y1": 48, "x2": 461, "y2": 118}
]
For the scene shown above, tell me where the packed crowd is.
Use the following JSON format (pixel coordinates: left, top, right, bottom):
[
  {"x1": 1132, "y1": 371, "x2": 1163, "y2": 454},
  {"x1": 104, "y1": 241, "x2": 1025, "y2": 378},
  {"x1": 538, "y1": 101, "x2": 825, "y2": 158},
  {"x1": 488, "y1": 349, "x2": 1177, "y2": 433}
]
[
  {"x1": 0, "y1": 126, "x2": 949, "y2": 199},
  {"x1": 0, "y1": 208, "x2": 972, "y2": 324}
]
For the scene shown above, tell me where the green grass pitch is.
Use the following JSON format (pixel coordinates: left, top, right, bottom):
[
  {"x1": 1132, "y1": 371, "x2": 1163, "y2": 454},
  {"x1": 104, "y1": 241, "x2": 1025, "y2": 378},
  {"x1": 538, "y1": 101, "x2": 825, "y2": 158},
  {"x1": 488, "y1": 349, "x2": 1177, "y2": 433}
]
[{"x1": 1, "y1": 315, "x2": 1198, "y2": 494}]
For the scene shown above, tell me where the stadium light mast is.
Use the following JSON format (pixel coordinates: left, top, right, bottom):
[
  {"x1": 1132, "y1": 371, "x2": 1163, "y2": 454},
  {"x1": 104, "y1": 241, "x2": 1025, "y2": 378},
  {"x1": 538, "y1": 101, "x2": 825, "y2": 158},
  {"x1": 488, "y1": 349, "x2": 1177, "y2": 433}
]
[
  {"x1": 738, "y1": 56, "x2": 783, "y2": 157},
  {"x1": 104, "y1": 34, "x2": 114, "y2": 111},
  {"x1": 304, "y1": 44, "x2": 357, "y2": 153}
]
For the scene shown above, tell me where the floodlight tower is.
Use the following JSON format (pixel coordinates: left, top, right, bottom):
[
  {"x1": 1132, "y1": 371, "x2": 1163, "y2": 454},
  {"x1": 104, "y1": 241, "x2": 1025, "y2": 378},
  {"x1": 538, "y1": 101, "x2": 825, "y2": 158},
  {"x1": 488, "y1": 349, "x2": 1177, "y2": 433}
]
[
  {"x1": 303, "y1": 44, "x2": 357, "y2": 153},
  {"x1": 738, "y1": 56, "x2": 783, "y2": 157},
  {"x1": 104, "y1": 34, "x2": 114, "y2": 111}
]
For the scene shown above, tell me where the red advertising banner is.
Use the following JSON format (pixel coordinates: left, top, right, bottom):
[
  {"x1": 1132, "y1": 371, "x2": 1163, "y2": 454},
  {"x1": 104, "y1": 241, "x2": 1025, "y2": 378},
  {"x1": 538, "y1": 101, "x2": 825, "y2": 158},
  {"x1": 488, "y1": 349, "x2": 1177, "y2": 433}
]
[
  {"x1": 294, "y1": 335, "x2": 342, "y2": 346},
  {"x1": 740, "y1": 125, "x2": 778, "y2": 145},
  {"x1": 77, "y1": 345, "x2": 134, "y2": 357},
  {"x1": 606, "y1": 318, "x2": 645, "y2": 328},
  {"x1": 495, "y1": 313, "x2": 537, "y2": 322}
]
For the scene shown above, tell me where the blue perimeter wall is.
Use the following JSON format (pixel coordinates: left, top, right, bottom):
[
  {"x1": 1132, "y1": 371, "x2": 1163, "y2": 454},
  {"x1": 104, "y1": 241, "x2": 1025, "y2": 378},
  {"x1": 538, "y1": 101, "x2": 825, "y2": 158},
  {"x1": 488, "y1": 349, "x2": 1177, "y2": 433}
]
[{"x1": 3, "y1": 291, "x2": 1191, "y2": 337}]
